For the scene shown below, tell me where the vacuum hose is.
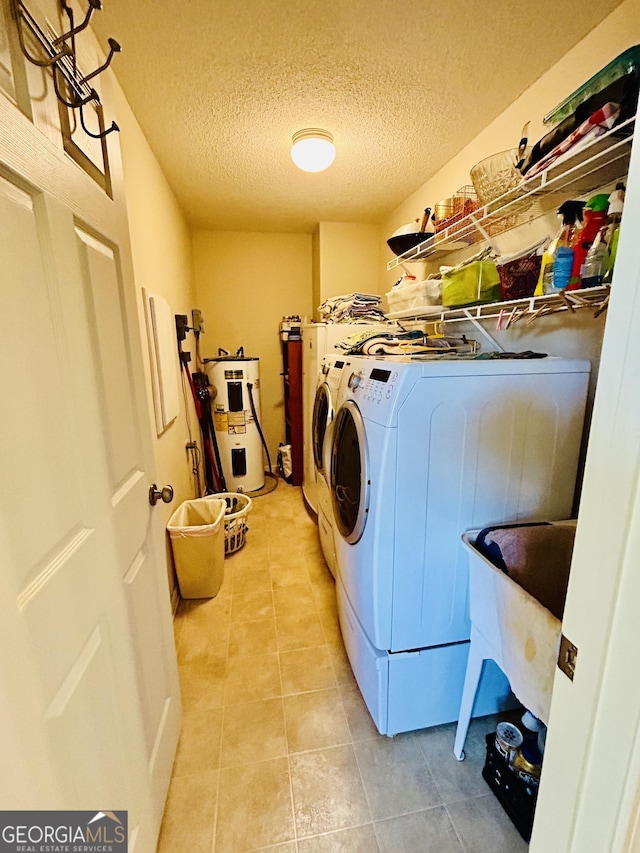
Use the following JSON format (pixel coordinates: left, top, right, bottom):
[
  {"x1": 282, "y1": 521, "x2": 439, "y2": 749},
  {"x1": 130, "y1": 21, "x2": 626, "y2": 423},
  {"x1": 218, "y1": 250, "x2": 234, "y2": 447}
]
[{"x1": 247, "y1": 382, "x2": 272, "y2": 474}]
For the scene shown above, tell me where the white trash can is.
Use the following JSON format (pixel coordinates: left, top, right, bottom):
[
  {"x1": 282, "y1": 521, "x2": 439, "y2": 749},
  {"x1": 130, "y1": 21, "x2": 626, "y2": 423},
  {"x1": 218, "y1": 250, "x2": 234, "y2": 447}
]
[{"x1": 167, "y1": 497, "x2": 226, "y2": 599}]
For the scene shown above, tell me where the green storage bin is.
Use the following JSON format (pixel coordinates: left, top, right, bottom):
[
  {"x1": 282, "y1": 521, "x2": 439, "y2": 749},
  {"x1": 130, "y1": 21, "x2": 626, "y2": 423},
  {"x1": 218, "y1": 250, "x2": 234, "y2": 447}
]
[{"x1": 442, "y1": 260, "x2": 501, "y2": 308}]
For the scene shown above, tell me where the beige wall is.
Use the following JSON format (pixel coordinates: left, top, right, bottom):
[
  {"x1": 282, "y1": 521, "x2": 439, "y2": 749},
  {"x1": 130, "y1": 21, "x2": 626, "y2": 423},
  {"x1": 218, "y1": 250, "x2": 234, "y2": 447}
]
[
  {"x1": 376, "y1": 0, "x2": 640, "y2": 504},
  {"x1": 380, "y1": 0, "x2": 640, "y2": 292},
  {"x1": 102, "y1": 0, "x2": 638, "y2": 609},
  {"x1": 192, "y1": 231, "x2": 313, "y2": 467},
  {"x1": 312, "y1": 226, "x2": 321, "y2": 316},
  {"x1": 313, "y1": 222, "x2": 383, "y2": 317},
  {"x1": 109, "y1": 80, "x2": 198, "y2": 605}
]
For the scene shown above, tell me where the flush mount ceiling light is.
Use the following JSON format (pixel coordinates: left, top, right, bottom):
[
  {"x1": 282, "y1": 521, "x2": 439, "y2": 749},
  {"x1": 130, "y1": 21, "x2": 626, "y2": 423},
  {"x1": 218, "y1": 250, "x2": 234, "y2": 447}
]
[{"x1": 291, "y1": 128, "x2": 336, "y2": 172}]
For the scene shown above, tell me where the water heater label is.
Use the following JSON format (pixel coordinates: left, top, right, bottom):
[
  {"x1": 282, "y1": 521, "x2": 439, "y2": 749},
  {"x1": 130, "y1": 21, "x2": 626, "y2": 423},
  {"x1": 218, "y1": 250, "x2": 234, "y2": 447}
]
[
  {"x1": 228, "y1": 412, "x2": 246, "y2": 434},
  {"x1": 214, "y1": 411, "x2": 247, "y2": 433}
]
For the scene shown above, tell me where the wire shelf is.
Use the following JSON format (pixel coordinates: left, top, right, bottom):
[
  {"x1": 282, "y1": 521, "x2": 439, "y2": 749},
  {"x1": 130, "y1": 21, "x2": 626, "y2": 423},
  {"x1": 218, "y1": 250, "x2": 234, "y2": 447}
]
[
  {"x1": 387, "y1": 117, "x2": 634, "y2": 271},
  {"x1": 387, "y1": 285, "x2": 610, "y2": 325}
]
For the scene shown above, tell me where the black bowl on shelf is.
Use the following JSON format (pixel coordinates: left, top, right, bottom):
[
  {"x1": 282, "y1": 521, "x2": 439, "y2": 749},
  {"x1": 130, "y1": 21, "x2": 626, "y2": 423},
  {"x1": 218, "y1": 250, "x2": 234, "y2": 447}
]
[{"x1": 387, "y1": 232, "x2": 434, "y2": 257}]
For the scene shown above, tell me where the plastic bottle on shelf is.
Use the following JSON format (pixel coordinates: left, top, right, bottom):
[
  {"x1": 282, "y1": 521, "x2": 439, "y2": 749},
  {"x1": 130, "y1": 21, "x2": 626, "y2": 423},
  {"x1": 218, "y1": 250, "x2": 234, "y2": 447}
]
[
  {"x1": 535, "y1": 243, "x2": 553, "y2": 296},
  {"x1": 551, "y1": 201, "x2": 585, "y2": 293},
  {"x1": 580, "y1": 225, "x2": 610, "y2": 288},
  {"x1": 539, "y1": 200, "x2": 585, "y2": 295},
  {"x1": 567, "y1": 193, "x2": 609, "y2": 290},
  {"x1": 602, "y1": 184, "x2": 625, "y2": 285}
]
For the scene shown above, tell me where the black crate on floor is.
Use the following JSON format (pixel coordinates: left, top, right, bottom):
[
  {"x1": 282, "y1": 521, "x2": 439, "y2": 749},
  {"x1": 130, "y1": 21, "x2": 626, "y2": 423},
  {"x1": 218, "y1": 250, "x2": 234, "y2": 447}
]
[{"x1": 482, "y1": 733, "x2": 539, "y2": 842}]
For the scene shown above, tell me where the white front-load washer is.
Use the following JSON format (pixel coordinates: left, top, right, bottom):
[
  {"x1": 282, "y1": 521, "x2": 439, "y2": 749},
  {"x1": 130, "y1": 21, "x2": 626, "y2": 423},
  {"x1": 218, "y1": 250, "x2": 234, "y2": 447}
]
[
  {"x1": 311, "y1": 354, "x2": 347, "y2": 577},
  {"x1": 301, "y1": 322, "x2": 395, "y2": 513},
  {"x1": 329, "y1": 354, "x2": 591, "y2": 735}
]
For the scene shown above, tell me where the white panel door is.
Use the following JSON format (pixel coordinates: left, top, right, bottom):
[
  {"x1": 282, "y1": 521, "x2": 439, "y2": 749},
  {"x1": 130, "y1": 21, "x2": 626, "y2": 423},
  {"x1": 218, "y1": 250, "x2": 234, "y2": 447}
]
[{"x1": 0, "y1": 5, "x2": 180, "y2": 850}]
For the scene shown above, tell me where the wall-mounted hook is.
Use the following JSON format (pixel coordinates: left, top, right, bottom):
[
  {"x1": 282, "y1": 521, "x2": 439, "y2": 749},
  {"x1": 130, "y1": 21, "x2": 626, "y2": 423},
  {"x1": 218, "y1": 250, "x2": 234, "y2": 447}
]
[
  {"x1": 9, "y1": 0, "x2": 72, "y2": 66},
  {"x1": 79, "y1": 103, "x2": 119, "y2": 138},
  {"x1": 53, "y1": 0, "x2": 101, "y2": 46},
  {"x1": 10, "y1": 0, "x2": 121, "y2": 141},
  {"x1": 80, "y1": 37, "x2": 121, "y2": 85},
  {"x1": 53, "y1": 63, "x2": 99, "y2": 108}
]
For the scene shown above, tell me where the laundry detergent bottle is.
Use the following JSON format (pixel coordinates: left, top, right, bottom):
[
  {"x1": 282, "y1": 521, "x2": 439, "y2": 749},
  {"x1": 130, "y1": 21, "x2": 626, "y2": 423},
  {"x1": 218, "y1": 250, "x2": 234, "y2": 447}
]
[
  {"x1": 540, "y1": 200, "x2": 584, "y2": 295},
  {"x1": 567, "y1": 193, "x2": 609, "y2": 290}
]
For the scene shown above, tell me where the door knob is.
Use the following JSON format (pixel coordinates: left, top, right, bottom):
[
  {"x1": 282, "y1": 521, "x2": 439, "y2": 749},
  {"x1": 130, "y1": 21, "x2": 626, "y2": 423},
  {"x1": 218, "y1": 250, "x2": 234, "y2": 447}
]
[{"x1": 149, "y1": 484, "x2": 174, "y2": 506}]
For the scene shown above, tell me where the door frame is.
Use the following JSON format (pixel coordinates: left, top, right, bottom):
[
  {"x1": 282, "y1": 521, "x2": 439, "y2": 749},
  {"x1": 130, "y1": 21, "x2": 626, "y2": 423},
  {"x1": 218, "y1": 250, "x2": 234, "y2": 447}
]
[{"x1": 530, "y1": 103, "x2": 640, "y2": 850}]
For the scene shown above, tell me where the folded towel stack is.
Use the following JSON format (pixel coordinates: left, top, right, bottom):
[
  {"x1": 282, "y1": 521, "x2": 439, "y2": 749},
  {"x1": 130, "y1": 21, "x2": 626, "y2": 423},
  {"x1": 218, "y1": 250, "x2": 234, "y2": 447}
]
[
  {"x1": 318, "y1": 292, "x2": 390, "y2": 324},
  {"x1": 336, "y1": 329, "x2": 478, "y2": 357}
]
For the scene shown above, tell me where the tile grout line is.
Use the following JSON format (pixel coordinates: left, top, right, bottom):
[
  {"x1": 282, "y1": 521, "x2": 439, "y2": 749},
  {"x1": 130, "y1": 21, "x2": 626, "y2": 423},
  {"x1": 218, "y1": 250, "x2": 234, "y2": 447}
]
[
  {"x1": 172, "y1": 489, "x2": 518, "y2": 852},
  {"x1": 271, "y1": 531, "x2": 299, "y2": 852},
  {"x1": 295, "y1": 819, "x2": 378, "y2": 849},
  {"x1": 211, "y1": 543, "x2": 256, "y2": 853},
  {"x1": 307, "y1": 546, "x2": 379, "y2": 846},
  {"x1": 351, "y1": 740, "x2": 382, "y2": 852},
  {"x1": 442, "y1": 801, "x2": 470, "y2": 853},
  {"x1": 281, "y1": 685, "x2": 298, "y2": 850},
  {"x1": 173, "y1": 600, "x2": 191, "y2": 660},
  {"x1": 304, "y1": 498, "x2": 459, "y2": 849},
  {"x1": 210, "y1": 583, "x2": 233, "y2": 853}
]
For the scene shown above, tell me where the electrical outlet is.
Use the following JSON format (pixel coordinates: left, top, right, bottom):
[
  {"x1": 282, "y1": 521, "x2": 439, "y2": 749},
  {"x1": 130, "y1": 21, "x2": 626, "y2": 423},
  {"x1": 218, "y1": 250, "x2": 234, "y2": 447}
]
[
  {"x1": 175, "y1": 314, "x2": 189, "y2": 341},
  {"x1": 192, "y1": 309, "x2": 204, "y2": 334}
]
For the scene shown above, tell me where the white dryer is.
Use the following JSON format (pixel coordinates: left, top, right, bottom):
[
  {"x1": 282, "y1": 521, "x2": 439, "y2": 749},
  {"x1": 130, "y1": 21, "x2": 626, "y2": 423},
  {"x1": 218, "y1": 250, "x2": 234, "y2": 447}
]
[
  {"x1": 301, "y1": 322, "x2": 395, "y2": 513},
  {"x1": 311, "y1": 354, "x2": 347, "y2": 577},
  {"x1": 329, "y1": 354, "x2": 590, "y2": 735}
]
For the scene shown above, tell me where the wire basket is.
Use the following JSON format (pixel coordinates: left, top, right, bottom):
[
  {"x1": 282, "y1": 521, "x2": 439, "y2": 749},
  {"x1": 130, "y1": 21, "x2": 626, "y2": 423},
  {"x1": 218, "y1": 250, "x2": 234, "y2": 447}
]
[
  {"x1": 219, "y1": 492, "x2": 253, "y2": 555},
  {"x1": 470, "y1": 150, "x2": 539, "y2": 234},
  {"x1": 470, "y1": 149, "x2": 523, "y2": 205},
  {"x1": 433, "y1": 186, "x2": 482, "y2": 239}
]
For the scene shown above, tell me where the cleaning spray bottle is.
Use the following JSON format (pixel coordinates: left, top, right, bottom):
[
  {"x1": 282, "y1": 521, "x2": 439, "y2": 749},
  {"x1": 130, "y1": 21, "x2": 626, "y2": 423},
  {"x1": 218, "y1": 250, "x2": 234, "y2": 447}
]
[
  {"x1": 538, "y1": 200, "x2": 585, "y2": 295},
  {"x1": 581, "y1": 186, "x2": 625, "y2": 288},
  {"x1": 581, "y1": 226, "x2": 609, "y2": 288},
  {"x1": 566, "y1": 194, "x2": 609, "y2": 290},
  {"x1": 602, "y1": 184, "x2": 625, "y2": 285}
]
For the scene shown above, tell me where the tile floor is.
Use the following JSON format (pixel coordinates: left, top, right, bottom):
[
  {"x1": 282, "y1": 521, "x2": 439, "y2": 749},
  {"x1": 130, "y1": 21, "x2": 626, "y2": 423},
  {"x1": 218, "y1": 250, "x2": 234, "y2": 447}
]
[{"x1": 158, "y1": 484, "x2": 528, "y2": 852}]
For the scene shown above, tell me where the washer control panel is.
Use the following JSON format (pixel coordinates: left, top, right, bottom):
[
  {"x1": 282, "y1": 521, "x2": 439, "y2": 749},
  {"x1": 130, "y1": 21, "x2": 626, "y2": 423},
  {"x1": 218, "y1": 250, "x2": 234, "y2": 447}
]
[
  {"x1": 348, "y1": 370, "x2": 363, "y2": 390},
  {"x1": 326, "y1": 359, "x2": 345, "y2": 390},
  {"x1": 349, "y1": 365, "x2": 399, "y2": 406}
]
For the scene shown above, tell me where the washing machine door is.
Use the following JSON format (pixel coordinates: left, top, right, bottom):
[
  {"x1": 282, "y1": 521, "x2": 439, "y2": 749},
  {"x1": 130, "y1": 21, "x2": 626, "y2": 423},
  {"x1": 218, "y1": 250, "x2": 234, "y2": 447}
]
[
  {"x1": 330, "y1": 400, "x2": 369, "y2": 544},
  {"x1": 312, "y1": 383, "x2": 333, "y2": 474}
]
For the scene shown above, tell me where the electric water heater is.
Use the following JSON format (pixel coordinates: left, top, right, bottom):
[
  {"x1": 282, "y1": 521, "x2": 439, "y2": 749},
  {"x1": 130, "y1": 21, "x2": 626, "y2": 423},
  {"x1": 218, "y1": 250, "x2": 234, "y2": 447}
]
[{"x1": 204, "y1": 356, "x2": 265, "y2": 492}]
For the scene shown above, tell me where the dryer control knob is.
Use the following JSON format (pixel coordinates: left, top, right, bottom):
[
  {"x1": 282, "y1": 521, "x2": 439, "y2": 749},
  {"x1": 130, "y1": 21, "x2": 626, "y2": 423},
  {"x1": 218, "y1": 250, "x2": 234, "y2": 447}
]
[{"x1": 348, "y1": 371, "x2": 363, "y2": 390}]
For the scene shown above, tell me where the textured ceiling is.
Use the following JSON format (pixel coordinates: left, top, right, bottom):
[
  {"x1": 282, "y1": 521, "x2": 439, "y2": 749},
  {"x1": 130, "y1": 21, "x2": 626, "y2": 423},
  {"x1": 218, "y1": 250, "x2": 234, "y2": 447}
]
[{"x1": 91, "y1": 0, "x2": 625, "y2": 233}]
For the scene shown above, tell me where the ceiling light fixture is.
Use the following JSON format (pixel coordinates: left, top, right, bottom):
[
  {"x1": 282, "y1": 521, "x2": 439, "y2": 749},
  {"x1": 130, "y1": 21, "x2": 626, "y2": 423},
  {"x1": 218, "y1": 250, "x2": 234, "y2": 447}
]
[{"x1": 291, "y1": 128, "x2": 336, "y2": 172}]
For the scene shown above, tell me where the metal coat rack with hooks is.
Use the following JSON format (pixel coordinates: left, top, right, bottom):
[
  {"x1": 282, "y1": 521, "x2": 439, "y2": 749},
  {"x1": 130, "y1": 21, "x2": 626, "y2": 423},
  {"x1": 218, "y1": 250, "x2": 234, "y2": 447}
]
[{"x1": 10, "y1": 0, "x2": 121, "y2": 139}]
